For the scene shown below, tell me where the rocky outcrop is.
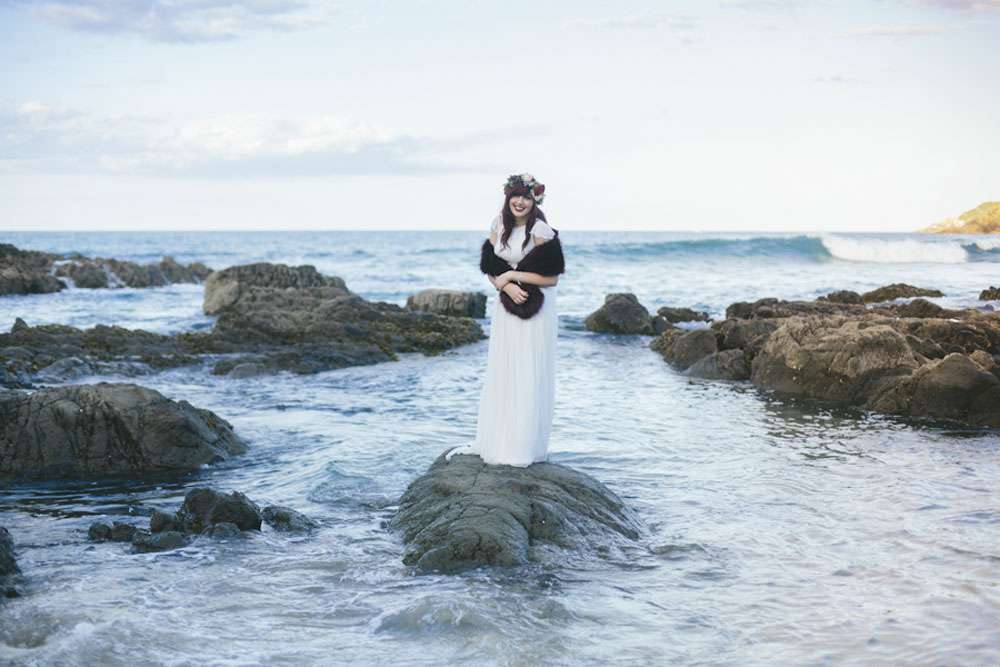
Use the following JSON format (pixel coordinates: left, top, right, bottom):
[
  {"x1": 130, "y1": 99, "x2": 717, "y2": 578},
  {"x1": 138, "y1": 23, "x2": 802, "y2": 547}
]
[
  {"x1": 651, "y1": 286, "x2": 1000, "y2": 427},
  {"x1": 585, "y1": 293, "x2": 655, "y2": 334},
  {"x1": 0, "y1": 243, "x2": 65, "y2": 295},
  {"x1": 54, "y1": 255, "x2": 211, "y2": 289},
  {"x1": 88, "y1": 488, "x2": 317, "y2": 553},
  {"x1": 981, "y1": 286, "x2": 1000, "y2": 301},
  {"x1": 818, "y1": 290, "x2": 864, "y2": 305},
  {"x1": 203, "y1": 263, "x2": 347, "y2": 315},
  {"x1": 861, "y1": 283, "x2": 943, "y2": 303},
  {"x1": 920, "y1": 201, "x2": 1000, "y2": 234},
  {"x1": 0, "y1": 383, "x2": 248, "y2": 479},
  {"x1": 390, "y1": 449, "x2": 643, "y2": 573},
  {"x1": 0, "y1": 526, "x2": 20, "y2": 598},
  {"x1": 406, "y1": 289, "x2": 487, "y2": 318}
]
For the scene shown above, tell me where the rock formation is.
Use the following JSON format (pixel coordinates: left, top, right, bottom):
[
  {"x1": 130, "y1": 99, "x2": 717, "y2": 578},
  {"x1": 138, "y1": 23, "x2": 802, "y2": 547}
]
[
  {"x1": 390, "y1": 449, "x2": 644, "y2": 573},
  {"x1": 920, "y1": 201, "x2": 1000, "y2": 234},
  {"x1": 0, "y1": 383, "x2": 248, "y2": 479},
  {"x1": 0, "y1": 526, "x2": 20, "y2": 598},
  {"x1": 406, "y1": 289, "x2": 487, "y2": 318}
]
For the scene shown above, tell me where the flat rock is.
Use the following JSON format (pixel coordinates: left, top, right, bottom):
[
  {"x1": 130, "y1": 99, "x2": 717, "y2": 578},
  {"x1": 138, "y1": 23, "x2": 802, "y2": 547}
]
[
  {"x1": 585, "y1": 293, "x2": 654, "y2": 334},
  {"x1": 390, "y1": 449, "x2": 644, "y2": 573},
  {"x1": 861, "y1": 283, "x2": 943, "y2": 303},
  {"x1": 0, "y1": 383, "x2": 248, "y2": 479},
  {"x1": 406, "y1": 289, "x2": 487, "y2": 318}
]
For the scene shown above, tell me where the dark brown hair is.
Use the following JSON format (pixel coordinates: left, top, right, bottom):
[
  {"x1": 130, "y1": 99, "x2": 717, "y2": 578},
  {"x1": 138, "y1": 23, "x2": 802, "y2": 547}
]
[{"x1": 499, "y1": 184, "x2": 548, "y2": 250}]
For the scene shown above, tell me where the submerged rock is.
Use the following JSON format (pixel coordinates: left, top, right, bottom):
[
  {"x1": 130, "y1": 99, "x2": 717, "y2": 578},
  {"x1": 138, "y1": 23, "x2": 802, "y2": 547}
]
[
  {"x1": 132, "y1": 529, "x2": 189, "y2": 552},
  {"x1": 861, "y1": 283, "x2": 943, "y2": 303},
  {"x1": 262, "y1": 505, "x2": 320, "y2": 532},
  {"x1": 585, "y1": 293, "x2": 654, "y2": 334},
  {"x1": 406, "y1": 289, "x2": 487, "y2": 318},
  {"x1": 176, "y1": 488, "x2": 262, "y2": 533},
  {"x1": 0, "y1": 383, "x2": 248, "y2": 479},
  {"x1": 390, "y1": 449, "x2": 644, "y2": 573}
]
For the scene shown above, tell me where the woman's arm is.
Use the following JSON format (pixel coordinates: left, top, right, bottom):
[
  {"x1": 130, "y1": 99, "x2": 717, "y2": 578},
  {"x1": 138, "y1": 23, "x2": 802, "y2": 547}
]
[{"x1": 509, "y1": 270, "x2": 558, "y2": 287}]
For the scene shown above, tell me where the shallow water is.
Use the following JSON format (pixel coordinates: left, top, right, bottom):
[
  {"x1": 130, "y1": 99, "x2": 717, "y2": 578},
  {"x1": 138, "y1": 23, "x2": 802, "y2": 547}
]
[{"x1": 1, "y1": 230, "x2": 999, "y2": 666}]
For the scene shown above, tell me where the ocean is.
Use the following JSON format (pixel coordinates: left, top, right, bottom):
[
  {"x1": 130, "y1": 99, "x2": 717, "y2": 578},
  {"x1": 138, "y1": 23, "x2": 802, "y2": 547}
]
[{"x1": 1, "y1": 229, "x2": 998, "y2": 665}]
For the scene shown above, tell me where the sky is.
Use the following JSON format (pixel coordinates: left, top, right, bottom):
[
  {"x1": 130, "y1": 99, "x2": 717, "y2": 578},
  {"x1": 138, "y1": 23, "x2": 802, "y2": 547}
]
[{"x1": 1, "y1": 0, "x2": 998, "y2": 232}]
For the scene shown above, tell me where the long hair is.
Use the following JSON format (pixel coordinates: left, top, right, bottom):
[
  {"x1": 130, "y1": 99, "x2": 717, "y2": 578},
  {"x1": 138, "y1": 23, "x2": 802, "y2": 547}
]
[{"x1": 499, "y1": 185, "x2": 548, "y2": 250}]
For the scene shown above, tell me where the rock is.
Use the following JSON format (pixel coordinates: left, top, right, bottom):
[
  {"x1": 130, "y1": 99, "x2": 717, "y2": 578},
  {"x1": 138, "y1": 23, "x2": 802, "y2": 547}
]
[
  {"x1": 981, "y1": 286, "x2": 1000, "y2": 301},
  {"x1": 921, "y1": 201, "x2": 1000, "y2": 234},
  {"x1": 868, "y1": 353, "x2": 1000, "y2": 426},
  {"x1": 655, "y1": 306, "x2": 711, "y2": 324},
  {"x1": 0, "y1": 526, "x2": 19, "y2": 576},
  {"x1": 713, "y1": 319, "x2": 782, "y2": 359},
  {"x1": 406, "y1": 289, "x2": 487, "y2": 318},
  {"x1": 390, "y1": 450, "x2": 643, "y2": 573},
  {"x1": 861, "y1": 283, "x2": 943, "y2": 303},
  {"x1": 111, "y1": 521, "x2": 139, "y2": 542},
  {"x1": 203, "y1": 262, "x2": 348, "y2": 315},
  {"x1": 262, "y1": 506, "x2": 320, "y2": 532},
  {"x1": 88, "y1": 521, "x2": 113, "y2": 541},
  {"x1": 650, "y1": 316, "x2": 677, "y2": 335},
  {"x1": 0, "y1": 244, "x2": 65, "y2": 295},
  {"x1": 34, "y1": 356, "x2": 95, "y2": 382},
  {"x1": 201, "y1": 523, "x2": 242, "y2": 539},
  {"x1": 0, "y1": 383, "x2": 248, "y2": 479},
  {"x1": 725, "y1": 297, "x2": 866, "y2": 320},
  {"x1": 686, "y1": 349, "x2": 751, "y2": 380},
  {"x1": 818, "y1": 290, "x2": 864, "y2": 305},
  {"x1": 53, "y1": 255, "x2": 211, "y2": 289},
  {"x1": 584, "y1": 293, "x2": 653, "y2": 335},
  {"x1": 149, "y1": 510, "x2": 181, "y2": 533},
  {"x1": 650, "y1": 328, "x2": 718, "y2": 370},
  {"x1": 750, "y1": 317, "x2": 920, "y2": 402},
  {"x1": 176, "y1": 488, "x2": 262, "y2": 533},
  {"x1": 132, "y1": 529, "x2": 189, "y2": 552},
  {"x1": 226, "y1": 362, "x2": 266, "y2": 379}
]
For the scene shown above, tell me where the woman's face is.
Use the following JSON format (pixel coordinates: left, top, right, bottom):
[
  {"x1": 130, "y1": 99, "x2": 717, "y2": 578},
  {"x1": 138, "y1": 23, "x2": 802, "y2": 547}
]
[{"x1": 508, "y1": 195, "x2": 534, "y2": 219}]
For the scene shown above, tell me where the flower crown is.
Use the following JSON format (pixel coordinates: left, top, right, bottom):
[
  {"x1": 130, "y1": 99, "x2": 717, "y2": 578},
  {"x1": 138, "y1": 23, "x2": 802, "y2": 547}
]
[{"x1": 503, "y1": 173, "x2": 546, "y2": 206}]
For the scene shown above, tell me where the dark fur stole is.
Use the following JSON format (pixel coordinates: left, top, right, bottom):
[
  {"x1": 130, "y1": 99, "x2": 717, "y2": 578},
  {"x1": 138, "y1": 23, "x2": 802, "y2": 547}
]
[{"x1": 480, "y1": 230, "x2": 565, "y2": 319}]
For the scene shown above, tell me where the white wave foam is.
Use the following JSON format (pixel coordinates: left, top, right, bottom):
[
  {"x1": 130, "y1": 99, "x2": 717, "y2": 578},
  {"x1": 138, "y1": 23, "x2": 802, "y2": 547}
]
[
  {"x1": 821, "y1": 236, "x2": 968, "y2": 263},
  {"x1": 973, "y1": 238, "x2": 1000, "y2": 251}
]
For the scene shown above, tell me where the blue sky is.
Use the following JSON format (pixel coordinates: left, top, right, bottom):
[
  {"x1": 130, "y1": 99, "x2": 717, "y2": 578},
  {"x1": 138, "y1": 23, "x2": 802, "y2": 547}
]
[{"x1": 1, "y1": 0, "x2": 998, "y2": 231}]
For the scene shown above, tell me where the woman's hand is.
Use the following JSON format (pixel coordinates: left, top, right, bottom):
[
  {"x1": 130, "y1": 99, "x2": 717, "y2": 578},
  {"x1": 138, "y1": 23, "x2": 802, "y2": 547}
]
[
  {"x1": 494, "y1": 270, "x2": 518, "y2": 290},
  {"x1": 502, "y1": 282, "x2": 529, "y2": 304}
]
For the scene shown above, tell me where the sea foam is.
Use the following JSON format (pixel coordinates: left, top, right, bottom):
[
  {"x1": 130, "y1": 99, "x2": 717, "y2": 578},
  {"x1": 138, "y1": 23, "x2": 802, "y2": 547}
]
[{"x1": 820, "y1": 235, "x2": 968, "y2": 263}]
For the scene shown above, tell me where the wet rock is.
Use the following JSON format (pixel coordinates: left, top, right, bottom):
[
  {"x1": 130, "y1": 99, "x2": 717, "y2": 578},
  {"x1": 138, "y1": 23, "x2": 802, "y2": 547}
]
[
  {"x1": 201, "y1": 523, "x2": 242, "y2": 539},
  {"x1": 650, "y1": 328, "x2": 718, "y2": 370},
  {"x1": 0, "y1": 383, "x2": 248, "y2": 479},
  {"x1": 132, "y1": 529, "x2": 189, "y2": 552},
  {"x1": 725, "y1": 298, "x2": 866, "y2": 320},
  {"x1": 713, "y1": 319, "x2": 781, "y2": 359},
  {"x1": 981, "y1": 286, "x2": 1000, "y2": 301},
  {"x1": 861, "y1": 283, "x2": 943, "y2": 303},
  {"x1": 111, "y1": 521, "x2": 139, "y2": 542},
  {"x1": 818, "y1": 290, "x2": 864, "y2": 305},
  {"x1": 868, "y1": 353, "x2": 1000, "y2": 426},
  {"x1": 34, "y1": 356, "x2": 95, "y2": 382},
  {"x1": 390, "y1": 450, "x2": 643, "y2": 573},
  {"x1": 149, "y1": 510, "x2": 181, "y2": 534},
  {"x1": 0, "y1": 526, "x2": 19, "y2": 576},
  {"x1": 176, "y1": 488, "x2": 262, "y2": 533},
  {"x1": 686, "y1": 349, "x2": 750, "y2": 380},
  {"x1": 203, "y1": 262, "x2": 348, "y2": 315},
  {"x1": 226, "y1": 362, "x2": 266, "y2": 379},
  {"x1": 750, "y1": 316, "x2": 920, "y2": 402},
  {"x1": 88, "y1": 521, "x2": 113, "y2": 541},
  {"x1": 262, "y1": 505, "x2": 320, "y2": 532},
  {"x1": 0, "y1": 243, "x2": 65, "y2": 295},
  {"x1": 54, "y1": 255, "x2": 211, "y2": 289},
  {"x1": 656, "y1": 306, "x2": 711, "y2": 324},
  {"x1": 407, "y1": 289, "x2": 487, "y2": 318},
  {"x1": 585, "y1": 293, "x2": 654, "y2": 334}
]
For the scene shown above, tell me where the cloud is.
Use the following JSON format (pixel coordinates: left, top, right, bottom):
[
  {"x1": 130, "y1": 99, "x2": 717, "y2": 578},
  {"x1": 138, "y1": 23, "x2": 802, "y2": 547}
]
[
  {"x1": 4, "y1": 0, "x2": 333, "y2": 43},
  {"x1": 924, "y1": 0, "x2": 1000, "y2": 10},
  {"x1": 842, "y1": 25, "x2": 944, "y2": 36},
  {"x1": 562, "y1": 13, "x2": 699, "y2": 33},
  {"x1": 0, "y1": 101, "x2": 461, "y2": 177}
]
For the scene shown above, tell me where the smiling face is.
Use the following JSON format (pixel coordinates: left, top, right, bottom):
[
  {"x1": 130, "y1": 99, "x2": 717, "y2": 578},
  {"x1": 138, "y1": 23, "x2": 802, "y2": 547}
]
[{"x1": 508, "y1": 194, "x2": 534, "y2": 221}]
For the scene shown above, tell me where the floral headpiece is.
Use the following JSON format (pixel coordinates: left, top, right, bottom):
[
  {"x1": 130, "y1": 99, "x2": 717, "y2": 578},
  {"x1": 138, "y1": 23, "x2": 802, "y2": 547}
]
[{"x1": 503, "y1": 173, "x2": 546, "y2": 206}]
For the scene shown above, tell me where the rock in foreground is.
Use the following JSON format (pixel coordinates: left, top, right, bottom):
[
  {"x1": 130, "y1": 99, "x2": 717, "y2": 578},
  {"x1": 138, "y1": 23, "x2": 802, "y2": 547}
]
[
  {"x1": 406, "y1": 289, "x2": 487, "y2": 318},
  {"x1": 390, "y1": 450, "x2": 643, "y2": 573},
  {"x1": 0, "y1": 383, "x2": 248, "y2": 479}
]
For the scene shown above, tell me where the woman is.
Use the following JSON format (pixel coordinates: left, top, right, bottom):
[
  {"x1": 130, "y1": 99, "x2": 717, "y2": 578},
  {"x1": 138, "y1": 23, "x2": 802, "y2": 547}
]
[{"x1": 446, "y1": 174, "x2": 560, "y2": 467}]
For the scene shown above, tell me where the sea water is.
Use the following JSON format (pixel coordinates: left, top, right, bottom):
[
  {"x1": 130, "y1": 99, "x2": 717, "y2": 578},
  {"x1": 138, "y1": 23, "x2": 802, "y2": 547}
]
[{"x1": 0, "y1": 230, "x2": 998, "y2": 666}]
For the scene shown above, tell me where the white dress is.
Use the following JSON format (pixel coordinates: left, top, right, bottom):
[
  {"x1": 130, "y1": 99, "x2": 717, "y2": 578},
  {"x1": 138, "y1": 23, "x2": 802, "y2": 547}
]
[{"x1": 446, "y1": 216, "x2": 559, "y2": 467}]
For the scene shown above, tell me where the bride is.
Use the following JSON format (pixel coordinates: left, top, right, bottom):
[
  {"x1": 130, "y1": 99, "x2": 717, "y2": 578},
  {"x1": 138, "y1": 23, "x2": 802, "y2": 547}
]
[{"x1": 446, "y1": 173, "x2": 560, "y2": 467}]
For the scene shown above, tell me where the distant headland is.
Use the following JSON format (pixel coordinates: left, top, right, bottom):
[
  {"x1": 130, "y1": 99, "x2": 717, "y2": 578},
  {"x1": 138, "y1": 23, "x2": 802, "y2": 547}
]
[{"x1": 920, "y1": 201, "x2": 1000, "y2": 234}]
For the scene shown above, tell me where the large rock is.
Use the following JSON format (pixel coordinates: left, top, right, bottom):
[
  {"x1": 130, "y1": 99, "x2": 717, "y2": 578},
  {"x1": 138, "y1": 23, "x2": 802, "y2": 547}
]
[
  {"x1": 0, "y1": 244, "x2": 65, "y2": 295},
  {"x1": 750, "y1": 316, "x2": 920, "y2": 402},
  {"x1": 650, "y1": 328, "x2": 718, "y2": 370},
  {"x1": 390, "y1": 450, "x2": 643, "y2": 573},
  {"x1": 981, "y1": 286, "x2": 1000, "y2": 301},
  {"x1": 861, "y1": 283, "x2": 943, "y2": 303},
  {"x1": 406, "y1": 289, "x2": 487, "y2": 318},
  {"x1": 203, "y1": 262, "x2": 348, "y2": 315},
  {"x1": 0, "y1": 383, "x2": 248, "y2": 479},
  {"x1": 585, "y1": 293, "x2": 653, "y2": 334}
]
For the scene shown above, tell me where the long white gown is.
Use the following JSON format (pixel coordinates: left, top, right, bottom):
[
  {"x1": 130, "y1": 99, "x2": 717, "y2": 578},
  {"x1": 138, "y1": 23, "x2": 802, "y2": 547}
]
[{"x1": 446, "y1": 216, "x2": 558, "y2": 467}]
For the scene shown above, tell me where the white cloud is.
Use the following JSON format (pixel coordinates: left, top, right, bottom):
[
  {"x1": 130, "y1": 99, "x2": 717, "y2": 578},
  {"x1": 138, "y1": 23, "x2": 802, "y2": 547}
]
[
  {"x1": 842, "y1": 25, "x2": 944, "y2": 36},
  {"x1": 924, "y1": 0, "x2": 1000, "y2": 10},
  {"x1": 8, "y1": 0, "x2": 334, "y2": 42},
  {"x1": 0, "y1": 102, "x2": 445, "y2": 176}
]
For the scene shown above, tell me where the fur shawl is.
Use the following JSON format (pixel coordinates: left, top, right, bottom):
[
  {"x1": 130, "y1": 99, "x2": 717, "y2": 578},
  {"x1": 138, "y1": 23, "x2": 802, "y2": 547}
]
[{"x1": 480, "y1": 228, "x2": 565, "y2": 319}]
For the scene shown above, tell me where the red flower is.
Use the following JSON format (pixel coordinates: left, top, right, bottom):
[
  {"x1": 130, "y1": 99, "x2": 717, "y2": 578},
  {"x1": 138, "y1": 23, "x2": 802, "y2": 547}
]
[{"x1": 533, "y1": 184, "x2": 545, "y2": 195}]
